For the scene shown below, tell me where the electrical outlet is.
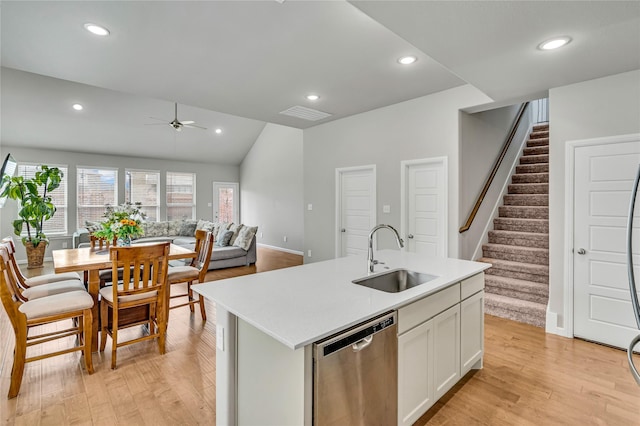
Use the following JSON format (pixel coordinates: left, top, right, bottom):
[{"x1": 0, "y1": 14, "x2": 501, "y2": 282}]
[
  {"x1": 260, "y1": 232, "x2": 263, "y2": 238},
  {"x1": 307, "y1": 203, "x2": 313, "y2": 211},
  {"x1": 308, "y1": 249, "x2": 312, "y2": 257},
  {"x1": 283, "y1": 236, "x2": 288, "y2": 242}
]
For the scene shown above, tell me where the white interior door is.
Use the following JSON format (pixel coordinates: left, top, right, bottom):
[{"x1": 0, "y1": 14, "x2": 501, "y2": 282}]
[
  {"x1": 336, "y1": 166, "x2": 376, "y2": 258},
  {"x1": 573, "y1": 139, "x2": 640, "y2": 349},
  {"x1": 213, "y1": 182, "x2": 239, "y2": 224},
  {"x1": 401, "y1": 158, "x2": 447, "y2": 257}
]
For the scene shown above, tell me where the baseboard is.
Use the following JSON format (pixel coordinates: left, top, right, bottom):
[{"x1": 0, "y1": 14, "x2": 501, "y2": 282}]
[
  {"x1": 257, "y1": 243, "x2": 303, "y2": 256},
  {"x1": 545, "y1": 306, "x2": 572, "y2": 338}
]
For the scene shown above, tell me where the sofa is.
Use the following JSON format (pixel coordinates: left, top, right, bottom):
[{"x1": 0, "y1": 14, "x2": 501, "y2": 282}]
[{"x1": 73, "y1": 219, "x2": 257, "y2": 271}]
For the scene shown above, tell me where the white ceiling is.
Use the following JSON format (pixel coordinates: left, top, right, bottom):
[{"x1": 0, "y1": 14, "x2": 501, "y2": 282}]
[{"x1": 1, "y1": 1, "x2": 639, "y2": 164}]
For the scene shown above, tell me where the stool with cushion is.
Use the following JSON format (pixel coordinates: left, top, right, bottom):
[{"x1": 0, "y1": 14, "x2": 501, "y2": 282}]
[
  {"x1": 0, "y1": 246, "x2": 94, "y2": 399},
  {"x1": 99, "y1": 242, "x2": 170, "y2": 369},
  {"x1": 167, "y1": 230, "x2": 213, "y2": 321}
]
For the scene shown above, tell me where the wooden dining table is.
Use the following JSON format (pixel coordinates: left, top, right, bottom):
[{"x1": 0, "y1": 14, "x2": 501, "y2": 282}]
[{"x1": 52, "y1": 243, "x2": 196, "y2": 351}]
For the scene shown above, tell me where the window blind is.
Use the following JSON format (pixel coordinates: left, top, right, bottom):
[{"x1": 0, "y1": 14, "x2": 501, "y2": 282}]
[
  {"x1": 77, "y1": 167, "x2": 117, "y2": 227},
  {"x1": 17, "y1": 164, "x2": 68, "y2": 236},
  {"x1": 125, "y1": 169, "x2": 160, "y2": 221},
  {"x1": 167, "y1": 172, "x2": 196, "y2": 220}
]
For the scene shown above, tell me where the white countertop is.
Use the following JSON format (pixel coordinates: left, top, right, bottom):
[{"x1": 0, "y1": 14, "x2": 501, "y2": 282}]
[{"x1": 193, "y1": 250, "x2": 490, "y2": 350}]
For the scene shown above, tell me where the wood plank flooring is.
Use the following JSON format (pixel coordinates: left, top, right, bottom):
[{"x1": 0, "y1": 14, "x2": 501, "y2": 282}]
[{"x1": 2, "y1": 246, "x2": 639, "y2": 425}]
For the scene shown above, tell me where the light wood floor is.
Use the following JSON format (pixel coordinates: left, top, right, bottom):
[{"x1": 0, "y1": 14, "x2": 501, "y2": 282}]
[{"x1": 2, "y1": 247, "x2": 639, "y2": 425}]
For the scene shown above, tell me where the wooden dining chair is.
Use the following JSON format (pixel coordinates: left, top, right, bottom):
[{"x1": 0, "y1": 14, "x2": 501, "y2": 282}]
[
  {"x1": 0, "y1": 240, "x2": 86, "y2": 300},
  {"x1": 0, "y1": 246, "x2": 94, "y2": 399},
  {"x1": 166, "y1": 230, "x2": 213, "y2": 321},
  {"x1": 99, "y1": 242, "x2": 170, "y2": 369},
  {"x1": 2, "y1": 236, "x2": 82, "y2": 287}
]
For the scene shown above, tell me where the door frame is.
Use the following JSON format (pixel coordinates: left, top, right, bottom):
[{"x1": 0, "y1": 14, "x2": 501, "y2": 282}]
[
  {"x1": 213, "y1": 181, "x2": 240, "y2": 223},
  {"x1": 400, "y1": 157, "x2": 448, "y2": 257},
  {"x1": 335, "y1": 165, "x2": 376, "y2": 258},
  {"x1": 563, "y1": 133, "x2": 640, "y2": 338}
]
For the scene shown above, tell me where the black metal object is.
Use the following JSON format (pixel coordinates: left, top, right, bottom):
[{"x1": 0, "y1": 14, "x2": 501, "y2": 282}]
[{"x1": 625, "y1": 164, "x2": 640, "y2": 385}]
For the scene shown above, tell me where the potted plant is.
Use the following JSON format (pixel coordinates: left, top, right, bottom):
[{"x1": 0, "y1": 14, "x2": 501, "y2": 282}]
[{"x1": 1, "y1": 165, "x2": 63, "y2": 268}]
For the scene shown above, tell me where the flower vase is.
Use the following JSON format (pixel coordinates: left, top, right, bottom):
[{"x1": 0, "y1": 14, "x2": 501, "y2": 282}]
[{"x1": 117, "y1": 236, "x2": 132, "y2": 247}]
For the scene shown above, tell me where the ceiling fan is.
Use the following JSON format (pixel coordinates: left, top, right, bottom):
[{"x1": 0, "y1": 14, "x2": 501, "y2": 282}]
[{"x1": 147, "y1": 102, "x2": 207, "y2": 132}]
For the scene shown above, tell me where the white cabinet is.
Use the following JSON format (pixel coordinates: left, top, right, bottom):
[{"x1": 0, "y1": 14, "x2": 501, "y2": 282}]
[
  {"x1": 461, "y1": 290, "x2": 484, "y2": 376},
  {"x1": 433, "y1": 304, "x2": 461, "y2": 400},
  {"x1": 398, "y1": 318, "x2": 434, "y2": 426},
  {"x1": 397, "y1": 273, "x2": 484, "y2": 426}
]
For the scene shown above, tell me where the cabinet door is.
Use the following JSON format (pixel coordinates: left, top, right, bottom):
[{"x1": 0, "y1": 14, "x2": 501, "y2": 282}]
[
  {"x1": 433, "y1": 304, "x2": 461, "y2": 401},
  {"x1": 398, "y1": 319, "x2": 434, "y2": 426},
  {"x1": 461, "y1": 290, "x2": 484, "y2": 376}
]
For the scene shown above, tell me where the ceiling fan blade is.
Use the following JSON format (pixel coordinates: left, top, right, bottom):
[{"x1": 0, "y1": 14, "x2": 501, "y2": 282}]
[
  {"x1": 181, "y1": 120, "x2": 195, "y2": 125},
  {"x1": 183, "y1": 123, "x2": 207, "y2": 130}
]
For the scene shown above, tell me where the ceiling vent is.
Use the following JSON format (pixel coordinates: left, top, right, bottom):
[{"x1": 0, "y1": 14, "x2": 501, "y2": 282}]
[{"x1": 279, "y1": 105, "x2": 332, "y2": 121}]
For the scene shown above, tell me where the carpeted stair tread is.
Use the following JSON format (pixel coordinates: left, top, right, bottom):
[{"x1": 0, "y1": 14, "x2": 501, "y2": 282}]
[
  {"x1": 484, "y1": 293, "x2": 546, "y2": 328},
  {"x1": 494, "y1": 217, "x2": 549, "y2": 233},
  {"x1": 523, "y1": 146, "x2": 549, "y2": 156},
  {"x1": 478, "y1": 257, "x2": 548, "y2": 284},
  {"x1": 488, "y1": 230, "x2": 548, "y2": 248},
  {"x1": 507, "y1": 183, "x2": 548, "y2": 194},
  {"x1": 533, "y1": 123, "x2": 549, "y2": 131},
  {"x1": 484, "y1": 275, "x2": 548, "y2": 304},
  {"x1": 529, "y1": 130, "x2": 549, "y2": 139},
  {"x1": 503, "y1": 194, "x2": 548, "y2": 206},
  {"x1": 512, "y1": 173, "x2": 548, "y2": 184},
  {"x1": 516, "y1": 163, "x2": 548, "y2": 174},
  {"x1": 520, "y1": 154, "x2": 549, "y2": 165},
  {"x1": 527, "y1": 138, "x2": 549, "y2": 148},
  {"x1": 499, "y1": 205, "x2": 548, "y2": 219},
  {"x1": 482, "y1": 243, "x2": 548, "y2": 265}
]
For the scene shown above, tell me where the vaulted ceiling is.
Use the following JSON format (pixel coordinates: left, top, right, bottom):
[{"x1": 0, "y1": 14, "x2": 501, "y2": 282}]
[{"x1": 2, "y1": 1, "x2": 639, "y2": 164}]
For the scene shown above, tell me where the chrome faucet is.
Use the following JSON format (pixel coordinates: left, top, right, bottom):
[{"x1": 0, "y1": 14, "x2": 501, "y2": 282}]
[{"x1": 367, "y1": 224, "x2": 404, "y2": 273}]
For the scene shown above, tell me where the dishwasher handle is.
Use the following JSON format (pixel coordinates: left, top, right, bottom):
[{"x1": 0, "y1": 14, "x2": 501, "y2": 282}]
[
  {"x1": 352, "y1": 336, "x2": 373, "y2": 352},
  {"x1": 315, "y1": 311, "x2": 396, "y2": 358}
]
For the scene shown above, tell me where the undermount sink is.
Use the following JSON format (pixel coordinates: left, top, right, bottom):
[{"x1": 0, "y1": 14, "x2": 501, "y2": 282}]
[{"x1": 352, "y1": 269, "x2": 438, "y2": 293}]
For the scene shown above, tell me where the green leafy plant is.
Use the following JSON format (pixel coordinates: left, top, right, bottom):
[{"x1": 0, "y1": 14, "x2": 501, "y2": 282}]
[{"x1": 0, "y1": 165, "x2": 63, "y2": 247}]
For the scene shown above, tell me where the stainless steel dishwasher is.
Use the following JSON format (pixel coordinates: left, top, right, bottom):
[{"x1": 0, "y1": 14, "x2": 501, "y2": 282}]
[{"x1": 313, "y1": 311, "x2": 397, "y2": 426}]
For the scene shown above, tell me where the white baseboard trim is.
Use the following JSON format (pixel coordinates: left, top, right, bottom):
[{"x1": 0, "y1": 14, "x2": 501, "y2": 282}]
[
  {"x1": 257, "y1": 243, "x2": 303, "y2": 256},
  {"x1": 545, "y1": 306, "x2": 572, "y2": 338}
]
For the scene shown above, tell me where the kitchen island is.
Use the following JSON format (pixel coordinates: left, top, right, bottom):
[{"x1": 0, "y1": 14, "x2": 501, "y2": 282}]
[{"x1": 193, "y1": 250, "x2": 490, "y2": 425}]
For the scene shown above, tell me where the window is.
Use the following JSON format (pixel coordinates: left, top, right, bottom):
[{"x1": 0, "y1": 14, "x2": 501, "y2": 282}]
[
  {"x1": 17, "y1": 163, "x2": 68, "y2": 236},
  {"x1": 77, "y1": 167, "x2": 117, "y2": 227},
  {"x1": 125, "y1": 169, "x2": 160, "y2": 221},
  {"x1": 167, "y1": 172, "x2": 196, "y2": 220}
]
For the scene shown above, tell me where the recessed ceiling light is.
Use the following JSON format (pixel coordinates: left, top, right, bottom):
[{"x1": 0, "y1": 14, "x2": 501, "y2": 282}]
[
  {"x1": 72, "y1": 103, "x2": 84, "y2": 111},
  {"x1": 215, "y1": 128, "x2": 222, "y2": 134},
  {"x1": 84, "y1": 23, "x2": 110, "y2": 36},
  {"x1": 306, "y1": 94, "x2": 320, "y2": 101},
  {"x1": 538, "y1": 36, "x2": 572, "y2": 51},
  {"x1": 398, "y1": 55, "x2": 417, "y2": 65}
]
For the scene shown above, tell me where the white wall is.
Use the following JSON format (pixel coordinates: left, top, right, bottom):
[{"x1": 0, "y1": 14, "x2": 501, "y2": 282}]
[
  {"x1": 458, "y1": 104, "x2": 528, "y2": 260},
  {"x1": 548, "y1": 69, "x2": 640, "y2": 334},
  {"x1": 303, "y1": 85, "x2": 491, "y2": 263},
  {"x1": 1, "y1": 146, "x2": 239, "y2": 261},
  {"x1": 240, "y1": 123, "x2": 304, "y2": 253}
]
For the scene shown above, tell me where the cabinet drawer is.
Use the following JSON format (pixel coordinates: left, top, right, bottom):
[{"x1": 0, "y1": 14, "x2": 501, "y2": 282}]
[
  {"x1": 461, "y1": 273, "x2": 484, "y2": 300},
  {"x1": 398, "y1": 283, "x2": 460, "y2": 335}
]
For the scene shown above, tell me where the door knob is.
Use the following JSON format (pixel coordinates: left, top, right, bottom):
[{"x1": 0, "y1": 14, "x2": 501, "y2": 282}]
[
  {"x1": 341, "y1": 229, "x2": 346, "y2": 233},
  {"x1": 407, "y1": 234, "x2": 414, "y2": 239},
  {"x1": 577, "y1": 248, "x2": 586, "y2": 255}
]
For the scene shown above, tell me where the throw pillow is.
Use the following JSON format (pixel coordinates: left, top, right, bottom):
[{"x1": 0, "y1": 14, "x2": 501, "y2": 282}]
[
  {"x1": 179, "y1": 220, "x2": 197, "y2": 236},
  {"x1": 167, "y1": 220, "x2": 182, "y2": 236},
  {"x1": 196, "y1": 219, "x2": 215, "y2": 232},
  {"x1": 228, "y1": 223, "x2": 244, "y2": 246},
  {"x1": 217, "y1": 222, "x2": 232, "y2": 241},
  {"x1": 84, "y1": 220, "x2": 101, "y2": 233},
  {"x1": 215, "y1": 230, "x2": 234, "y2": 247},
  {"x1": 142, "y1": 221, "x2": 168, "y2": 237},
  {"x1": 233, "y1": 226, "x2": 258, "y2": 251}
]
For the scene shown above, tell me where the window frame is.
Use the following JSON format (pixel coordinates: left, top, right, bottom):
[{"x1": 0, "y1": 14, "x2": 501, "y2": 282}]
[
  {"x1": 166, "y1": 171, "x2": 197, "y2": 221},
  {"x1": 125, "y1": 168, "x2": 161, "y2": 222}
]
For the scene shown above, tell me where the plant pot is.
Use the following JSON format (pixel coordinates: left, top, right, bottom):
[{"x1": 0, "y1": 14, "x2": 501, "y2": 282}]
[{"x1": 25, "y1": 241, "x2": 47, "y2": 269}]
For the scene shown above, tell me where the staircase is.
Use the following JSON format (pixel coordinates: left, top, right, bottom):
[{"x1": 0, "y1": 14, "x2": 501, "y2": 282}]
[{"x1": 479, "y1": 123, "x2": 549, "y2": 328}]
